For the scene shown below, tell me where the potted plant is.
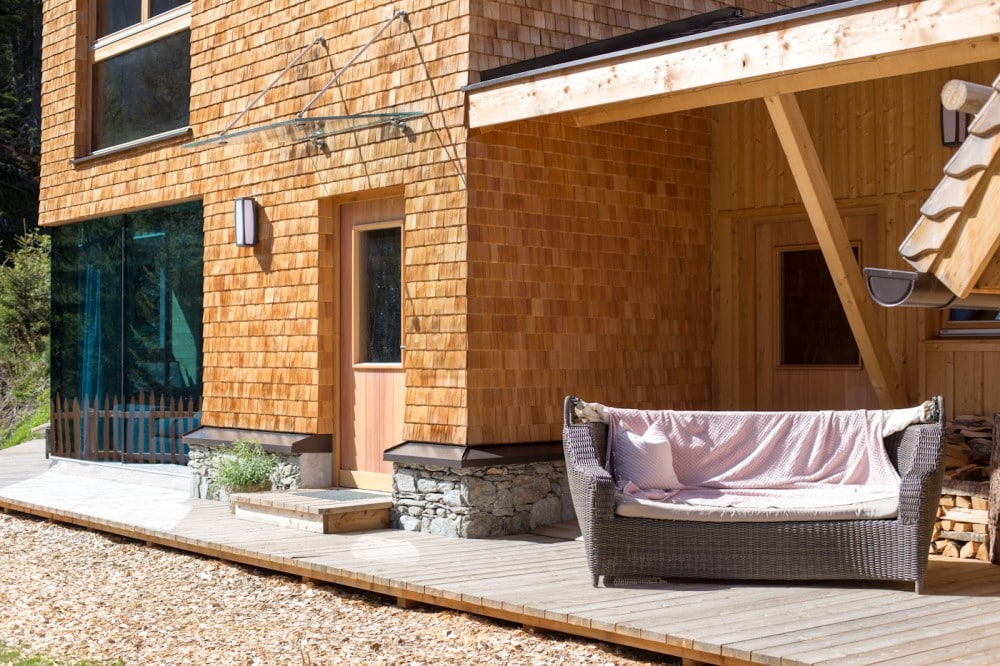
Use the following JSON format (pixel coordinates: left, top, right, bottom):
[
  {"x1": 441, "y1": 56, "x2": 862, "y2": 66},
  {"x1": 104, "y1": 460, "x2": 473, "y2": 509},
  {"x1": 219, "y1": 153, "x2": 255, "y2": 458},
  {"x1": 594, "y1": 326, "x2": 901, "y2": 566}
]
[{"x1": 212, "y1": 439, "x2": 279, "y2": 510}]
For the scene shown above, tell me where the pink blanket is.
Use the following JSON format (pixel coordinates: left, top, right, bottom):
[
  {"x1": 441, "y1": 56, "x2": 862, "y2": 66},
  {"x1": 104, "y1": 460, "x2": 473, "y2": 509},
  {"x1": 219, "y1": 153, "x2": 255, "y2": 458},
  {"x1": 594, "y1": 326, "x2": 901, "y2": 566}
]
[{"x1": 606, "y1": 407, "x2": 901, "y2": 510}]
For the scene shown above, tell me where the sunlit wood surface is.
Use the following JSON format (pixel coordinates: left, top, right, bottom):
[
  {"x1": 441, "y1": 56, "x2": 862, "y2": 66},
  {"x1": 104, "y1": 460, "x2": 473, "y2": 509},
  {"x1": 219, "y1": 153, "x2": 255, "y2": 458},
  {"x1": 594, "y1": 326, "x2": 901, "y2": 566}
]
[{"x1": 3, "y1": 440, "x2": 1000, "y2": 665}]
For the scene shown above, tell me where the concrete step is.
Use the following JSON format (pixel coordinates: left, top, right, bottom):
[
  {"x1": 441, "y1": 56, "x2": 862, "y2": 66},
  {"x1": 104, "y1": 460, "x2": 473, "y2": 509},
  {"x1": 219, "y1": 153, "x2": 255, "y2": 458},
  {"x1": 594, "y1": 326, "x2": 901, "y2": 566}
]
[
  {"x1": 48, "y1": 456, "x2": 191, "y2": 492},
  {"x1": 231, "y1": 488, "x2": 393, "y2": 534}
]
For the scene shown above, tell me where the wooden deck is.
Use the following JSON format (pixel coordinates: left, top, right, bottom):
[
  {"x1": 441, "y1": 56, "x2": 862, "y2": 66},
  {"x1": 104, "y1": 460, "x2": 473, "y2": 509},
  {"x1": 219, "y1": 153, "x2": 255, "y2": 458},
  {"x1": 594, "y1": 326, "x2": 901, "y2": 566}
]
[{"x1": 3, "y1": 441, "x2": 1000, "y2": 665}]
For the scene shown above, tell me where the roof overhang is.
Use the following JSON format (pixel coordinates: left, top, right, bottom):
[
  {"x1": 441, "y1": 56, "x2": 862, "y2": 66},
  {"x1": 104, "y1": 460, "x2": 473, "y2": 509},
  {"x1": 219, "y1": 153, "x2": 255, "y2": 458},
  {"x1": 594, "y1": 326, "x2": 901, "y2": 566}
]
[{"x1": 466, "y1": 0, "x2": 1000, "y2": 130}]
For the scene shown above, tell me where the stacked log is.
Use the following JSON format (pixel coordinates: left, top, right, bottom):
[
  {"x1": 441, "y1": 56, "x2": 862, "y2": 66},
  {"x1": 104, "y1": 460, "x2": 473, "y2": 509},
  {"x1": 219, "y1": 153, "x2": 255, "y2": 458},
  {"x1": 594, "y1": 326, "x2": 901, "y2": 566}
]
[{"x1": 930, "y1": 415, "x2": 993, "y2": 561}]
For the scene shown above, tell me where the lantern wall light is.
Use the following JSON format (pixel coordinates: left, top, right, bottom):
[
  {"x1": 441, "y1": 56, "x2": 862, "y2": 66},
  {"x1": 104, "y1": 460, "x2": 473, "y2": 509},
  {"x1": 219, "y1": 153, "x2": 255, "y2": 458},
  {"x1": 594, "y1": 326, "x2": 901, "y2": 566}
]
[{"x1": 235, "y1": 197, "x2": 257, "y2": 247}]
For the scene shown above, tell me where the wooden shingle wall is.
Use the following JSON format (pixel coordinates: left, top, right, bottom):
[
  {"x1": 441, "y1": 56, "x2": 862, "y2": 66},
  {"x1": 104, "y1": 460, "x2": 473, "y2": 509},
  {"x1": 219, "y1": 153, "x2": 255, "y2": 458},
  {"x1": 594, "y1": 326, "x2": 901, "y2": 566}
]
[
  {"x1": 712, "y1": 61, "x2": 1000, "y2": 416},
  {"x1": 39, "y1": 0, "x2": 831, "y2": 449},
  {"x1": 40, "y1": 0, "x2": 472, "y2": 439},
  {"x1": 466, "y1": 112, "x2": 715, "y2": 444}
]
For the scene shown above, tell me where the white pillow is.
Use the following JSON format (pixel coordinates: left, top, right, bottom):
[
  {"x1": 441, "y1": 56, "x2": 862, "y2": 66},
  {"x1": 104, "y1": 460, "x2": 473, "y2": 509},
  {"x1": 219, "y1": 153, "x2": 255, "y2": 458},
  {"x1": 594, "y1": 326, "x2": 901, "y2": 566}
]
[{"x1": 613, "y1": 421, "x2": 682, "y2": 491}]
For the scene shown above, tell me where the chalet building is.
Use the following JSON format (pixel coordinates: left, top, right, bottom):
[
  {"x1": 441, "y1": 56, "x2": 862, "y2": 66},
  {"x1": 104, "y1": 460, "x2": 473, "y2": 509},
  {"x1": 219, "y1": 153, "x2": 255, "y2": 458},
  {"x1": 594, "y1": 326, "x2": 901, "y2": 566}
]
[{"x1": 39, "y1": 0, "x2": 1000, "y2": 537}]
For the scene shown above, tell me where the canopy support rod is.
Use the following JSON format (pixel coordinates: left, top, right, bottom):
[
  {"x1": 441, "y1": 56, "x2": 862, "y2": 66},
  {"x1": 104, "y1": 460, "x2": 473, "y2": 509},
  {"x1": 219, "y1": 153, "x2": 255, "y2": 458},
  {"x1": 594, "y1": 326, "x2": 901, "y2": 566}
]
[
  {"x1": 298, "y1": 9, "x2": 407, "y2": 118},
  {"x1": 221, "y1": 35, "x2": 328, "y2": 138}
]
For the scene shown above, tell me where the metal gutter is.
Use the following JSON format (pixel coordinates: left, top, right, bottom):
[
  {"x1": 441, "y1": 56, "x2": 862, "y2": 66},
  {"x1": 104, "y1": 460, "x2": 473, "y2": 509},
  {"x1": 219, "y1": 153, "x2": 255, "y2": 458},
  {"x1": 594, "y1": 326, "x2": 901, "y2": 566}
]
[
  {"x1": 864, "y1": 268, "x2": 1000, "y2": 309},
  {"x1": 462, "y1": 0, "x2": 886, "y2": 92}
]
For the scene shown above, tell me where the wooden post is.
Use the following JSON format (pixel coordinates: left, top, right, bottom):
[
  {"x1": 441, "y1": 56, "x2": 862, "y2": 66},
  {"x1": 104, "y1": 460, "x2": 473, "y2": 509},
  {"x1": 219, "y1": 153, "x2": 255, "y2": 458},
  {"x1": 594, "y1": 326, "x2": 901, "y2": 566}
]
[
  {"x1": 764, "y1": 93, "x2": 907, "y2": 408},
  {"x1": 989, "y1": 413, "x2": 1000, "y2": 564},
  {"x1": 941, "y1": 79, "x2": 994, "y2": 114}
]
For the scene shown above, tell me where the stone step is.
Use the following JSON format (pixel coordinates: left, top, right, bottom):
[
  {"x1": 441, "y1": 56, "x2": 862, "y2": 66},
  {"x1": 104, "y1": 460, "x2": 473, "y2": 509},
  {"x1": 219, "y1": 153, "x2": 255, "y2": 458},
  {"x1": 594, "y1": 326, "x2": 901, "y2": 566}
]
[{"x1": 230, "y1": 488, "x2": 393, "y2": 534}]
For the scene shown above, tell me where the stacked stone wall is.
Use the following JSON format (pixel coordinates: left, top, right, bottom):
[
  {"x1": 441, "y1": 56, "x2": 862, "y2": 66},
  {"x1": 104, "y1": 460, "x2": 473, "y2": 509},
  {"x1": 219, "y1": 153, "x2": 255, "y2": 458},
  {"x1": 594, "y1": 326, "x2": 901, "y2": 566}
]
[{"x1": 392, "y1": 461, "x2": 573, "y2": 538}]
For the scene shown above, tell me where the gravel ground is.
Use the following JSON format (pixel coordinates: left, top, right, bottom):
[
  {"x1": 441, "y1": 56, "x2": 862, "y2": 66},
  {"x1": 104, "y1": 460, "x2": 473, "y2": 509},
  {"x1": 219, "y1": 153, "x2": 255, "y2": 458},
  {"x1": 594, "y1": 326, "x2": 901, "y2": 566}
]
[{"x1": 0, "y1": 513, "x2": 674, "y2": 665}]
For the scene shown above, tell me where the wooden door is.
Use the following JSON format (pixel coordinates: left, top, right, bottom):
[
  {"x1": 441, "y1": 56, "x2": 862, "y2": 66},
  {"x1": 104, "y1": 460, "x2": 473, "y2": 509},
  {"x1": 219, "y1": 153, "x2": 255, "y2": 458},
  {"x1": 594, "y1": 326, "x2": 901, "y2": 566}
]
[
  {"x1": 754, "y1": 214, "x2": 879, "y2": 410},
  {"x1": 339, "y1": 197, "x2": 405, "y2": 491}
]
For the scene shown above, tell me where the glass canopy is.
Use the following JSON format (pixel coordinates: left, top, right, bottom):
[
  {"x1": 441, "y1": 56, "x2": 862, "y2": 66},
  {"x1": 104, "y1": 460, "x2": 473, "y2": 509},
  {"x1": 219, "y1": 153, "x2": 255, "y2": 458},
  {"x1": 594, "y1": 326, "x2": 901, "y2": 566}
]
[{"x1": 182, "y1": 113, "x2": 424, "y2": 149}]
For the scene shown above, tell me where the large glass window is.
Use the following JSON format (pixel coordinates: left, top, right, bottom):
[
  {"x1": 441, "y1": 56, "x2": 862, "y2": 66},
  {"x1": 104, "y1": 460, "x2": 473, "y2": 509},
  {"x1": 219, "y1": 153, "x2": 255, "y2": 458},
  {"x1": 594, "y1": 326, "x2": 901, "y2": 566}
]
[
  {"x1": 51, "y1": 201, "x2": 204, "y2": 404},
  {"x1": 91, "y1": 2, "x2": 191, "y2": 152}
]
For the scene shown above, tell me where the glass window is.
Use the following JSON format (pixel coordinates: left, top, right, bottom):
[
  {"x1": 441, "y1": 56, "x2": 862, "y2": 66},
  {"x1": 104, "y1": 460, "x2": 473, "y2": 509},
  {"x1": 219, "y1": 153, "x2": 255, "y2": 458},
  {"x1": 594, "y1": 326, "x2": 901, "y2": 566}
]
[
  {"x1": 357, "y1": 226, "x2": 401, "y2": 364},
  {"x1": 97, "y1": 0, "x2": 188, "y2": 38},
  {"x1": 92, "y1": 29, "x2": 190, "y2": 150},
  {"x1": 940, "y1": 308, "x2": 1000, "y2": 337},
  {"x1": 51, "y1": 201, "x2": 204, "y2": 404},
  {"x1": 779, "y1": 247, "x2": 861, "y2": 366}
]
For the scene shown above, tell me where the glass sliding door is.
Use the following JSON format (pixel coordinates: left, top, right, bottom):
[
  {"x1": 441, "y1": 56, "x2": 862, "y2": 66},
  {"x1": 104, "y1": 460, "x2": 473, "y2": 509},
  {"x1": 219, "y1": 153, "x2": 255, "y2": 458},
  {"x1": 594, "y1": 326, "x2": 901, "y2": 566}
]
[{"x1": 50, "y1": 201, "x2": 203, "y2": 462}]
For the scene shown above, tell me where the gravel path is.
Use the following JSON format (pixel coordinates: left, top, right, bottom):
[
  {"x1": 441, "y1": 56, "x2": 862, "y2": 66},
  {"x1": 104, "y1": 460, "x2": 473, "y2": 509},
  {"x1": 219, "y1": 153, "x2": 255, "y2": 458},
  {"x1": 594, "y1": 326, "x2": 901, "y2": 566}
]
[{"x1": 0, "y1": 513, "x2": 674, "y2": 665}]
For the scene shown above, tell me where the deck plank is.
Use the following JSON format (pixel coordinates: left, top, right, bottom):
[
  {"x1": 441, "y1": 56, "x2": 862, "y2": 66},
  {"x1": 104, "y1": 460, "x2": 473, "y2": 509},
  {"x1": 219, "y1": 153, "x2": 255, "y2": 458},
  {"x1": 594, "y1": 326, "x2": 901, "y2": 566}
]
[{"x1": 5, "y1": 442, "x2": 1000, "y2": 665}]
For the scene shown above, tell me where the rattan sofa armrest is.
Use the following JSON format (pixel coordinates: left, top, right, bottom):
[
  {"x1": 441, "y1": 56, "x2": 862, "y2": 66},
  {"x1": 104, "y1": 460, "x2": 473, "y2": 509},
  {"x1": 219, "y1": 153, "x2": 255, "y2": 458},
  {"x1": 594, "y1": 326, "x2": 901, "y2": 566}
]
[{"x1": 895, "y1": 422, "x2": 945, "y2": 523}]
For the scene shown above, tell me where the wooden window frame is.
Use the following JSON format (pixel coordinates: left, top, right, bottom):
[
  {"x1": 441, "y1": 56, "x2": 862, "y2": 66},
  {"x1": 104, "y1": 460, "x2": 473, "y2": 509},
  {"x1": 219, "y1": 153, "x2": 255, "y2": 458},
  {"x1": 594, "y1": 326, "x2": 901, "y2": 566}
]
[
  {"x1": 352, "y1": 221, "x2": 404, "y2": 368},
  {"x1": 82, "y1": 2, "x2": 192, "y2": 157},
  {"x1": 93, "y1": 3, "x2": 191, "y2": 63},
  {"x1": 938, "y1": 309, "x2": 1000, "y2": 338}
]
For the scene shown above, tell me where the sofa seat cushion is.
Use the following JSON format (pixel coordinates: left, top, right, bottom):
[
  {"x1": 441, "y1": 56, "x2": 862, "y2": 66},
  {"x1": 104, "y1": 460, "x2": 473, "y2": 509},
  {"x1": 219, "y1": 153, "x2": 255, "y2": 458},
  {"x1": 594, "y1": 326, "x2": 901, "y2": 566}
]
[{"x1": 615, "y1": 487, "x2": 899, "y2": 522}]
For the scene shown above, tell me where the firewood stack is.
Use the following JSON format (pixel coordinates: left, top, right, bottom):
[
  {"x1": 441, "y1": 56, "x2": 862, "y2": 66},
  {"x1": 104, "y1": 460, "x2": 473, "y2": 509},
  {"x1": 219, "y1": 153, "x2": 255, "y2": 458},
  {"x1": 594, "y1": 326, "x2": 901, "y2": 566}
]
[{"x1": 930, "y1": 415, "x2": 994, "y2": 561}]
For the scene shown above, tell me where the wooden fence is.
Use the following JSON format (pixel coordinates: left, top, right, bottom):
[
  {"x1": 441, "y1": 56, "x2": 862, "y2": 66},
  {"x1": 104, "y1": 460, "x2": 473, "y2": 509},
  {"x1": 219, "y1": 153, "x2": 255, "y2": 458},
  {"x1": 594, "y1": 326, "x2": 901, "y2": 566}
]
[{"x1": 49, "y1": 392, "x2": 200, "y2": 465}]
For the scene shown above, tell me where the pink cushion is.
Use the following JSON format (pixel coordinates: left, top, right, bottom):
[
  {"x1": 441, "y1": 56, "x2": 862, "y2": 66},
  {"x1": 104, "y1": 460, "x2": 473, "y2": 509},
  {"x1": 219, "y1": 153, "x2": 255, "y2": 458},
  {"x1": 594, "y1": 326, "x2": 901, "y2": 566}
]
[{"x1": 613, "y1": 421, "x2": 682, "y2": 491}]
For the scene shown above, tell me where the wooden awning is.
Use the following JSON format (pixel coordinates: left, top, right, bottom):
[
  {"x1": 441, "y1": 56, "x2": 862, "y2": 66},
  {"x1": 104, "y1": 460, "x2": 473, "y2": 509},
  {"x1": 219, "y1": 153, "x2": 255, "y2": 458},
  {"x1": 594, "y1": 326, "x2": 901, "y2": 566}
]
[
  {"x1": 466, "y1": 0, "x2": 1000, "y2": 130},
  {"x1": 462, "y1": 0, "x2": 1000, "y2": 408},
  {"x1": 898, "y1": 73, "x2": 1000, "y2": 299}
]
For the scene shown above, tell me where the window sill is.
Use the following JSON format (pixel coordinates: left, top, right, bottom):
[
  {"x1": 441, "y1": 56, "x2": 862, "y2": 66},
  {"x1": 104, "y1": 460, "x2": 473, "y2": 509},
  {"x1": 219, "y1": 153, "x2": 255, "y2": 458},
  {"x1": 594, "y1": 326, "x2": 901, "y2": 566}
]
[{"x1": 71, "y1": 127, "x2": 192, "y2": 166}]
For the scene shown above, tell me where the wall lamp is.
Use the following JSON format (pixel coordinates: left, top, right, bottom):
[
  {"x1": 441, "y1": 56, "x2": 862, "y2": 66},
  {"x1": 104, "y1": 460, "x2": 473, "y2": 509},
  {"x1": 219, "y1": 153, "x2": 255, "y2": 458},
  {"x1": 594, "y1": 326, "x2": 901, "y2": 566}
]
[
  {"x1": 941, "y1": 105, "x2": 969, "y2": 147},
  {"x1": 234, "y1": 197, "x2": 257, "y2": 247}
]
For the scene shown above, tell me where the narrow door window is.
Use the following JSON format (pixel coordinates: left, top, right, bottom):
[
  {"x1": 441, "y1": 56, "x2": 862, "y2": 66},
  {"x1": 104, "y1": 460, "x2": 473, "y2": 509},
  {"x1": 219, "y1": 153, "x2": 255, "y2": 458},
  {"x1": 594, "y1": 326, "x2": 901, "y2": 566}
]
[
  {"x1": 355, "y1": 225, "x2": 401, "y2": 364},
  {"x1": 778, "y1": 246, "x2": 860, "y2": 367}
]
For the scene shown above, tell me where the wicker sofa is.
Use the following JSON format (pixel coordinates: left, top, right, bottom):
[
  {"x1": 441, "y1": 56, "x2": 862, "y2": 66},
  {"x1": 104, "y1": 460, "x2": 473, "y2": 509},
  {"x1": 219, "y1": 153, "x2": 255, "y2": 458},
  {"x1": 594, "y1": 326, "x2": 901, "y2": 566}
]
[{"x1": 562, "y1": 396, "x2": 946, "y2": 593}]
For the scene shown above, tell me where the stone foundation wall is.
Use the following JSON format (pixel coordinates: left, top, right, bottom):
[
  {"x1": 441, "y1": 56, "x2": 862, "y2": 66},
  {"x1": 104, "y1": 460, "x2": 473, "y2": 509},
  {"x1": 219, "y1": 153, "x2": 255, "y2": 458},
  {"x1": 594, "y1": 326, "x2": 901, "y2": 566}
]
[
  {"x1": 188, "y1": 444, "x2": 301, "y2": 500},
  {"x1": 392, "y1": 461, "x2": 574, "y2": 538}
]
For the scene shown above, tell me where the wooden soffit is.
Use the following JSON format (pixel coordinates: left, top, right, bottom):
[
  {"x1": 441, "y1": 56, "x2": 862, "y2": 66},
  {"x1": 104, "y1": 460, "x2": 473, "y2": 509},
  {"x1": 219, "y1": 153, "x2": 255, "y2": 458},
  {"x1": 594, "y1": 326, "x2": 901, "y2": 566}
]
[{"x1": 466, "y1": 0, "x2": 1000, "y2": 130}]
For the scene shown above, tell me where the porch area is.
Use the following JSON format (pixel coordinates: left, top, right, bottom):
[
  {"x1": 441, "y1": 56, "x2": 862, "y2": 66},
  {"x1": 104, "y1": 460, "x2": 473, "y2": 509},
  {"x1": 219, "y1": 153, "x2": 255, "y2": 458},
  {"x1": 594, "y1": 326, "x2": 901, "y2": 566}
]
[{"x1": 2, "y1": 440, "x2": 1000, "y2": 664}]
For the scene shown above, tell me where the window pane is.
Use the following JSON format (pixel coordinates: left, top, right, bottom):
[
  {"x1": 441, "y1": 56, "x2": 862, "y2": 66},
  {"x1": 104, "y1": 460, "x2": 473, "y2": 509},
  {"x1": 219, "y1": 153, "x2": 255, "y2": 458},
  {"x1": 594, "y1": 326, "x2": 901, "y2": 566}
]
[
  {"x1": 124, "y1": 204, "x2": 204, "y2": 399},
  {"x1": 150, "y1": 0, "x2": 188, "y2": 17},
  {"x1": 948, "y1": 309, "x2": 1000, "y2": 323},
  {"x1": 779, "y1": 248, "x2": 860, "y2": 366},
  {"x1": 358, "y1": 227, "x2": 401, "y2": 363},
  {"x1": 51, "y1": 202, "x2": 203, "y2": 404},
  {"x1": 97, "y1": 0, "x2": 141, "y2": 38},
  {"x1": 51, "y1": 219, "x2": 124, "y2": 403},
  {"x1": 93, "y1": 30, "x2": 191, "y2": 150}
]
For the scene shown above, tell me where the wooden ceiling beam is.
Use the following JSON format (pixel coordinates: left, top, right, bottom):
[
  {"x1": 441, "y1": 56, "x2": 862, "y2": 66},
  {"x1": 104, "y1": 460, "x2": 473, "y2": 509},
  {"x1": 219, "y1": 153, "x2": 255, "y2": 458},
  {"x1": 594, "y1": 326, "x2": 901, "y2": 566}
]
[
  {"x1": 764, "y1": 93, "x2": 908, "y2": 408},
  {"x1": 467, "y1": 0, "x2": 1000, "y2": 129}
]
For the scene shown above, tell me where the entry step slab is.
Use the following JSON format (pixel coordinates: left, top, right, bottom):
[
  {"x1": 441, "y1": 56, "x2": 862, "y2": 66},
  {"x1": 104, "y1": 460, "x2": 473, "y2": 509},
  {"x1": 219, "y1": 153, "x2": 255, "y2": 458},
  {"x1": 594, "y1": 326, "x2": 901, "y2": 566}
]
[{"x1": 230, "y1": 488, "x2": 392, "y2": 534}]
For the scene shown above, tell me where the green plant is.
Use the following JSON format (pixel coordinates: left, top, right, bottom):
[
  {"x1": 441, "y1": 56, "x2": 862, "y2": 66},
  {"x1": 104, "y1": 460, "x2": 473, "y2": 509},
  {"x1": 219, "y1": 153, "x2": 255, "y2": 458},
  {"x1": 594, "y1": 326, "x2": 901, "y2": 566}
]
[
  {"x1": 213, "y1": 439, "x2": 279, "y2": 493},
  {"x1": 0, "y1": 641, "x2": 122, "y2": 665},
  {"x1": 0, "y1": 387, "x2": 47, "y2": 449}
]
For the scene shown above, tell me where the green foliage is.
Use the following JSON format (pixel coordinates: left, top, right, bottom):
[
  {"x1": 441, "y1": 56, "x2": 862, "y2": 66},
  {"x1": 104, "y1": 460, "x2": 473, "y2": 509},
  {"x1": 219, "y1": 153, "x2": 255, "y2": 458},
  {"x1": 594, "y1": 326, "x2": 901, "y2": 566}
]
[
  {"x1": 0, "y1": 230, "x2": 48, "y2": 355},
  {"x1": 0, "y1": 389, "x2": 46, "y2": 449},
  {"x1": 0, "y1": 642, "x2": 122, "y2": 665},
  {"x1": 213, "y1": 440, "x2": 279, "y2": 492},
  {"x1": 0, "y1": 0, "x2": 43, "y2": 245},
  {"x1": 0, "y1": 229, "x2": 48, "y2": 448}
]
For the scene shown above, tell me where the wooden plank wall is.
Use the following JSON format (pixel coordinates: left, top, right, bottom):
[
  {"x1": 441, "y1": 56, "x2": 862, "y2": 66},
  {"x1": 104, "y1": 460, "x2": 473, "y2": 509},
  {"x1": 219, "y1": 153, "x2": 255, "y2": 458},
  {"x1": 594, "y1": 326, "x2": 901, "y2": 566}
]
[
  {"x1": 713, "y1": 61, "x2": 1000, "y2": 415},
  {"x1": 460, "y1": 0, "x2": 820, "y2": 444}
]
